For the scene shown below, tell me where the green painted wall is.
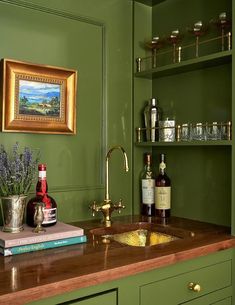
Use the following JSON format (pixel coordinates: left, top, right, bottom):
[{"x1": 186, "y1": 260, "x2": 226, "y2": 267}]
[
  {"x1": 0, "y1": 0, "x2": 133, "y2": 224},
  {"x1": 0, "y1": 0, "x2": 233, "y2": 227}
]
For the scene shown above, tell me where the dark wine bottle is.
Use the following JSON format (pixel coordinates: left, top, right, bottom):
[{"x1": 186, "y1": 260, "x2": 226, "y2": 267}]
[
  {"x1": 140, "y1": 153, "x2": 155, "y2": 217},
  {"x1": 26, "y1": 164, "x2": 57, "y2": 227},
  {"x1": 155, "y1": 154, "x2": 171, "y2": 218}
]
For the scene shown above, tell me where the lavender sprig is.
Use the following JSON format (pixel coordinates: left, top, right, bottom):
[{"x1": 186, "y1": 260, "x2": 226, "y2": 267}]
[{"x1": 0, "y1": 143, "x2": 40, "y2": 197}]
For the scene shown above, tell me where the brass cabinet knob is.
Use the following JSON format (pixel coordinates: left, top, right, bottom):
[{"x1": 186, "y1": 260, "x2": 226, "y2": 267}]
[{"x1": 188, "y1": 282, "x2": 201, "y2": 292}]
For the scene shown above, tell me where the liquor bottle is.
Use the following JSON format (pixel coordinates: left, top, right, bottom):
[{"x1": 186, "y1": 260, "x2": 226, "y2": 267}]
[
  {"x1": 144, "y1": 98, "x2": 162, "y2": 142},
  {"x1": 155, "y1": 154, "x2": 171, "y2": 218},
  {"x1": 140, "y1": 153, "x2": 155, "y2": 217},
  {"x1": 26, "y1": 164, "x2": 57, "y2": 227}
]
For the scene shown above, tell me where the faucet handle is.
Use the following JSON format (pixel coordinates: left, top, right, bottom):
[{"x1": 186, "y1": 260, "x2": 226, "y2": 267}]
[
  {"x1": 116, "y1": 199, "x2": 125, "y2": 213},
  {"x1": 90, "y1": 200, "x2": 97, "y2": 217}
]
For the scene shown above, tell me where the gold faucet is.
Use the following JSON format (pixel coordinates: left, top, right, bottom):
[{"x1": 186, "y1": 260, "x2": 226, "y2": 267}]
[{"x1": 90, "y1": 145, "x2": 129, "y2": 227}]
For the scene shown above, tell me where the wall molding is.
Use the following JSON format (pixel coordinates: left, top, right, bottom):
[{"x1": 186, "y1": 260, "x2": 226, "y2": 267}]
[
  {"x1": 28, "y1": 185, "x2": 104, "y2": 195},
  {"x1": 0, "y1": 0, "x2": 105, "y2": 26},
  {"x1": 0, "y1": 0, "x2": 107, "y2": 191}
]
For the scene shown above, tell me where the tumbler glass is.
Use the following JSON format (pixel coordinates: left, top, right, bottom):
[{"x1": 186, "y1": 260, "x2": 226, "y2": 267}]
[
  {"x1": 192, "y1": 123, "x2": 205, "y2": 141},
  {"x1": 206, "y1": 122, "x2": 221, "y2": 140},
  {"x1": 159, "y1": 119, "x2": 175, "y2": 142},
  {"x1": 181, "y1": 123, "x2": 191, "y2": 141}
]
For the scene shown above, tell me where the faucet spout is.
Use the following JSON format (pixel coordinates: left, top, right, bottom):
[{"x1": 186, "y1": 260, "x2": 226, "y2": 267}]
[
  {"x1": 105, "y1": 145, "x2": 129, "y2": 202},
  {"x1": 89, "y1": 145, "x2": 129, "y2": 226}
]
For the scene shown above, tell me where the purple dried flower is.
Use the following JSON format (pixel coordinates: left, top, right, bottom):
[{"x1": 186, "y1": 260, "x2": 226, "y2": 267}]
[
  {"x1": 0, "y1": 143, "x2": 40, "y2": 197},
  {"x1": 23, "y1": 147, "x2": 32, "y2": 166}
]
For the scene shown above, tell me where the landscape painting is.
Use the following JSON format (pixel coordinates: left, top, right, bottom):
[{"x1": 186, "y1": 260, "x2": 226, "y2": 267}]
[
  {"x1": 19, "y1": 80, "x2": 61, "y2": 117},
  {"x1": 2, "y1": 58, "x2": 77, "y2": 134}
]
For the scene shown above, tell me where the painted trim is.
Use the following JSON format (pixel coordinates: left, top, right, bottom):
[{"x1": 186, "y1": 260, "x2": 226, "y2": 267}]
[
  {"x1": 28, "y1": 185, "x2": 104, "y2": 194},
  {"x1": 0, "y1": 0, "x2": 104, "y2": 26}
]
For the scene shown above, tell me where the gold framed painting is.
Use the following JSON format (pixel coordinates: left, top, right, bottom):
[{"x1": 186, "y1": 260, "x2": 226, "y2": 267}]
[{"x1": 1, "y1": 58, "x2": 77, "y2": 134}]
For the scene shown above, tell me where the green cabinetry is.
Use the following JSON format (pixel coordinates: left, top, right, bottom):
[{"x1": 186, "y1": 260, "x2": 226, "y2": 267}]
[
  {"x1": 140, "y1": 260, "x2": 231, "y2": 305},
  {"x1": 132, "y1": 1, "x2": 235, "y2": 304},
  {"x1": 29, "y1": 249, "x2": 233, "y2": 305}
]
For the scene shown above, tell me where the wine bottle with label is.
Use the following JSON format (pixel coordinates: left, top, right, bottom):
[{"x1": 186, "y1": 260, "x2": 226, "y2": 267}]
[
  {"x1": 140, "y1": 153, "x2": 155, "y2": 217},
  {"x1": 26, "y1": 164, "x2": 57, "y2": 227},
  {"x1": 155, "y1": 154, "x2": 171, "y2": 218}
]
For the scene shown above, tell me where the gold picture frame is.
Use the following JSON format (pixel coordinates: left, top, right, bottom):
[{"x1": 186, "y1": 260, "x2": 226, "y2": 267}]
[{"x1": 1, "y1": 58, "x2": 77, "y2": 134}]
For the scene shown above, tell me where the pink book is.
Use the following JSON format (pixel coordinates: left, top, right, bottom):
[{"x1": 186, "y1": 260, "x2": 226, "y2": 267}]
[{"x1": 0, "y1": 222, "x2": 84, "y2": 248}]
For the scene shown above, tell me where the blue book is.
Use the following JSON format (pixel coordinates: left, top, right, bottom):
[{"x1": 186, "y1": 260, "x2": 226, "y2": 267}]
[{"x1": 0, "y1": 235, "x2": 87, "y2": 256}]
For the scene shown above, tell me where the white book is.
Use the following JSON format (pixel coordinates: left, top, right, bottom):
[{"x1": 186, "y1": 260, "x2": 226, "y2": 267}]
[{"x1": 0, "y1": 221, "x2": 84, "y2": 248}]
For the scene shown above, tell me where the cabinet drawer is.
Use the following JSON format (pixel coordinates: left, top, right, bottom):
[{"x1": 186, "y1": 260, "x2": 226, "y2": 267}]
[
  {"x1": 59, "y1": 290, "x2": 117, "y2": 305},
  {"x1": 184, "y1": 296, "x2": 232, "y2": 305},
  {"x1": 140, "y1": 260, "x2": 231, "y2": 305}
]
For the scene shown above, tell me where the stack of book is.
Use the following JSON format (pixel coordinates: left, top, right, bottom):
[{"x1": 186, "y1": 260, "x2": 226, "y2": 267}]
[{"x1": 0, "y1": 222, "x2": 86, "y2": 256}]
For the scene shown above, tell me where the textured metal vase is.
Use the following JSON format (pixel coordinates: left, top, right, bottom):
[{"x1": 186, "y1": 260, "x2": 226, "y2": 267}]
[{"x1": 0, "y1": 195, "x2": 27, "y2": 233}]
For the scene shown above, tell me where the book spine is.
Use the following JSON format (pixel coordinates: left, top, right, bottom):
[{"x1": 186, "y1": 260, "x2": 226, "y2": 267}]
[
  {"x1": 4, "y1": 229, "x2": 84, "y2": 248},
  {"x1": 1, "y1": 235, "x2": 87, "y2": 256}
]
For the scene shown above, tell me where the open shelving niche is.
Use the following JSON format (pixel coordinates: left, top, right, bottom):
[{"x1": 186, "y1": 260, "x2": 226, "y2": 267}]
[
  {"x1": 135, "y1": 50, "x2": 232, "y2": 147},
  {"x1": 135, "y1": 50, "x2": 232, "y2": 79},
  {"x1": 133, "y1": 0, "x2": 233, "y2": 232}
]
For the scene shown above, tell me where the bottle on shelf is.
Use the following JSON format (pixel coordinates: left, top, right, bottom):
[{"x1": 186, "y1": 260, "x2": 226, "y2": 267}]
[
  {"x1": 155, "y1": 154, "x2": 171, "y2": 218},
  {"x1": 140, "y1": 153, "x2": 155, "y2": 217},
  {"x1": 26, "y1": 164, "x2": 57, "y2": 227},
  {"x1": 143, "y1": 98, "x2": 162, "y2": 142}
]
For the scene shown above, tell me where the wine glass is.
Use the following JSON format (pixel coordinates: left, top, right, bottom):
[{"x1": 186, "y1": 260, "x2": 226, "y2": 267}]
[
  {"x1": 188, "y1": 21, "x2": 207, "y2": 57},
  {"x1": 145, "y1": 36, "x2": 164, "y2": 68},
  {"x1": 211, "y1": 12, "x2": 231, "y2": 51},
  {"x1": 167, "y1": 29, "x2": 182, "y2": 63}
]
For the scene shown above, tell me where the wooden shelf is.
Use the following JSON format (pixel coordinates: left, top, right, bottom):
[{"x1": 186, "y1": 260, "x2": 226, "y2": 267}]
[
  {"x1": 134, "y1": 0, "x2": 165, "y2": 6},
  {"x1": 135, "y1": 50, "x2": 232, "y2": 79},
  {"x1": 135, "y1": 140, "x2": 232, "y2": 147}
]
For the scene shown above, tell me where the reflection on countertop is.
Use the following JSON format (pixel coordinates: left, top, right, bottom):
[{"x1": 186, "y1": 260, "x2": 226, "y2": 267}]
[{"x1": 0, "y1": 215, "x2": 235, "y2": 305}]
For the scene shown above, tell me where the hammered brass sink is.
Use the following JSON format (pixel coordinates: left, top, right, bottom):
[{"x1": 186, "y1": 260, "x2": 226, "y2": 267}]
[{"x1": 90, "y1": 222, "x2": 181, "y2": 247}]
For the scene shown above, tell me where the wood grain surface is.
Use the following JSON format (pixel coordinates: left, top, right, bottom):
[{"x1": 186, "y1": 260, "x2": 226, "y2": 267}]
[{"x1": 0, "y1": 215, "x2": 235, "y2": 305}]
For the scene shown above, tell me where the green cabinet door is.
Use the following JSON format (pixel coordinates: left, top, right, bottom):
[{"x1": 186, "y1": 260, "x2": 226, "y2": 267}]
[{"x1": 140, "y1": 260, "x2": 231, "y2": 305}]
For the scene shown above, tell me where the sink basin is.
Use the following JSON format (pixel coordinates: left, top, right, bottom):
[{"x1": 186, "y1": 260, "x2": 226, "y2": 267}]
[
  {"x1": 90, "y1": 222, "x2": 182, "y2": 247},
  {"x1": 103, "y1": 229, "x2": 178, "y2": 247}
]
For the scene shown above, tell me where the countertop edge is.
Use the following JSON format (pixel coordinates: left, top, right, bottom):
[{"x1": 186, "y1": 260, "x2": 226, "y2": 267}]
[{"x1": 1, "y1": 237, "x2": 235, "y2": 305}]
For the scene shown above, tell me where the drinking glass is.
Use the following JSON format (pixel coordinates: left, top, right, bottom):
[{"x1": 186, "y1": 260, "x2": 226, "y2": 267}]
[
  {"x1": 188, "y1": 21, "x2": 207, "y2": 57},
  {"x1": 211, "y1": 12, "x2": 231, "y2": 51},
  {"x1": 206, "y1": 122, "x2": 221, "y2": 140},
  {"x1": 220, "y1": 122, "x2": 231, "y2": 140},
  {"x1": 145, "y1": 36, "x2": 164, "y2": 68},
  {"x1": 167, "y1": 30, "x2": 182, "y2": 63},
  {"x1": 159, "y1": 119, "x2": 175, "y2": 142},
  {"x1": 181, "y1": 123, "x2": 190, "y2": 141},
  {"x1": 191, "y1": 123, "x2": 206, "y2": 141}
]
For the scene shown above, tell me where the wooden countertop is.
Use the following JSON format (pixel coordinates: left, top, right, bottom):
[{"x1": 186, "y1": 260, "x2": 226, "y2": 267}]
[{"x1": 0, "y1": 215, "x2": 235, "y2": 305}]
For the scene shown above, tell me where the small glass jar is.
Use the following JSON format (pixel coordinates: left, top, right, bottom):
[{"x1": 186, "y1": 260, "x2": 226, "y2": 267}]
[
  {"x1": 181, "y1": 123, "x2": 190, "y2": 141},
  {"x1": 159, "y1": 119, "x2": 175, "y2": 142},
  {"x1": 192, "y1": 123, "x2": 205, "y2": 141},
  {"x1": 206, "y1": 122, "x2": 221, "y2": 140}
]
